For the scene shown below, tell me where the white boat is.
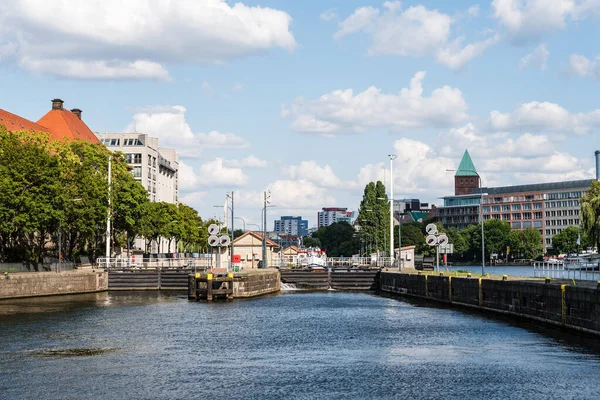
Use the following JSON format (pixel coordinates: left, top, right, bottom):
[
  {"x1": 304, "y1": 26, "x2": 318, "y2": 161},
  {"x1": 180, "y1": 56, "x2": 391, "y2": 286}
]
[
  {"x1": 564, "y1": 255, "x2": 600, "y2": 271},
  {"x1": 297, "y1": 247, "x2": 327, "y2": 268}
]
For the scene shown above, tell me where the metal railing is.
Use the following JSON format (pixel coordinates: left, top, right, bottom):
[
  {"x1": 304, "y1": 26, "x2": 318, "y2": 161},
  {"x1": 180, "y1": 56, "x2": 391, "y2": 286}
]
[
  {"x1": 97, "y1": 257, "x2": 213, "y2": 270},
  {"x1": 533, "y1": 261, "x2": 600, "y2": 281},
  {"x1": 274, "y1": 256, "x2": 398, "y2": 269}
]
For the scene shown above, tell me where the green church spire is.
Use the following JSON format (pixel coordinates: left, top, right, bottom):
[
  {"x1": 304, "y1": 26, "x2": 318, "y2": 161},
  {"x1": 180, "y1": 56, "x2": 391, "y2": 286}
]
[{"x1": 455, "y1": 150, "x2": 478, "y2": 176}]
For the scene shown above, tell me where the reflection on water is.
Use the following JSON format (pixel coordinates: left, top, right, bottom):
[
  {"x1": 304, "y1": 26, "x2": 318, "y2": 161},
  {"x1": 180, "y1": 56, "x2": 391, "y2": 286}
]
[{"x1": 1, "y1": 291, "x2": 600, "y2": 400}]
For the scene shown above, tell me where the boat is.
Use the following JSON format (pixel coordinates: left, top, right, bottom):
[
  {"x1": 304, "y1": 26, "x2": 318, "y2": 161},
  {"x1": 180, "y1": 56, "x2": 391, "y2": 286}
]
[
  {"x1": 564, "y1": 254, "x2": 600, "y2": 271},
  {"x1": 297, "y1": 247, "x2": 327, "y2": 268}
]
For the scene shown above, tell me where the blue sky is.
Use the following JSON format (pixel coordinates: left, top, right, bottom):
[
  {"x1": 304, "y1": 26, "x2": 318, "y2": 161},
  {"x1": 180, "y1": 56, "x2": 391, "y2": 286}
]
[{"x1": 1, "y1": 0, "x2": 599, "y2": 228}]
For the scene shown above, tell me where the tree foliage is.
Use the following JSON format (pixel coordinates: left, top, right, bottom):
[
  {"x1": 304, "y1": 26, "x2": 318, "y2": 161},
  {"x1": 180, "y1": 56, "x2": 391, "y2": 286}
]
[
  {"x1": 356, "y1": 181, "x2": 390, "y2": 253},
  {"x1": 308, "y1": 222, "x2": 358, "y2": 257},
  {"x1": 551, "y1": 226, "x2": 584, "y2": 255},
  {"x1": 581, "y1": 180, "x2": 600, "y2": 251}
]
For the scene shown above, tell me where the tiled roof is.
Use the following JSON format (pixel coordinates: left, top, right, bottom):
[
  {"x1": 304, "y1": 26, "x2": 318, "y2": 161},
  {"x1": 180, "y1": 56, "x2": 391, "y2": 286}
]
[
  {"x1": 234, "y1": 231, "x2": 280, "y2": 248},
  {"x1": 37, "y1": 108, "x2": 100, "y2": 144},
  {"x1": 455, "y1": 150, "x2": 478, "y2": 177},
  {"x1": 0, "y1": 109, "x2": 52, "y2": 134}
]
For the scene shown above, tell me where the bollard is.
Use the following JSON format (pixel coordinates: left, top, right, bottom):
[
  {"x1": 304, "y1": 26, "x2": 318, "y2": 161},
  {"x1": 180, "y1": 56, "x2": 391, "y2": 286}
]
[
  {"x1": 439, "y1": 272, "x2": 444, "y2": 276},
  {"x1": 545, "y1": 277, "x2": 552, "y2": 284},
  {"x1": 597, "y1": 280, "x2": 600, "y2": 289},
  {"x1": 417, "y1": 271, "x2": 422, "y2": 275},
  {"x1": 4, "y1": 271, "x2": 8, "y2": 279},
  {"x1": 466, "y1": 272, "x2": 472, "y2": 278},
  {"x1": 502, "y1": 275, "x2": 508, "y2": 281}
]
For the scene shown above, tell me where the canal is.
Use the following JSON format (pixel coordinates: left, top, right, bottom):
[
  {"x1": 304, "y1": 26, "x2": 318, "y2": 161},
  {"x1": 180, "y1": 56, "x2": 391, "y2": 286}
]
[{"x1": 2, "y1": 291, "x2": 600, "y2": 399}]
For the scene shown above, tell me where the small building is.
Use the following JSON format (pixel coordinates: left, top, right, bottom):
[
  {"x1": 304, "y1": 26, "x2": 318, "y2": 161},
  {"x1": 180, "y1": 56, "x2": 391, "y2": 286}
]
[
  {"x1": 396, "y1": 245, "x2": 415, "y2": 269},
  {"x1": 233, "y1": 231, "x2": 280, "y2": 269}
]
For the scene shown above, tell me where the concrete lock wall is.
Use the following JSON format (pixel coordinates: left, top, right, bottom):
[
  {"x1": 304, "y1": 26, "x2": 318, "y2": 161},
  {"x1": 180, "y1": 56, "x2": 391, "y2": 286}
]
[
  {"x1": 233, "y1": 270, "x2": 280, "y2": 298},
  {"x1": 0, "y1": 271, "x2": 108, "y2": 299},
  {"x1": 380, "y1": 272, "x2": 600, "y2": 336}
]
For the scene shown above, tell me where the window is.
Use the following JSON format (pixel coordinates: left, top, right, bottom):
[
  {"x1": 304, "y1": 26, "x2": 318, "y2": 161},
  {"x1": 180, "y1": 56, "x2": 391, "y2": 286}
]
[
  {"x1": 502, "y1": 214, "x2": 511, "y2": 221},
  {"x1": 533, "y1": 203, "x2": 542, "y2": 210},
  {"x1": 482, "y1": 206, "x2": 490, "y2": 213},
  {"x1": 131, "y1": 166, "x2": 142, "y2": 178},
  {"x1": 133, "y1": 153, "x2": 142, "y2": 164},
  {"x1": 492, "y1": 206, "x2": 500, "y2": 212},
  {"x1": 546, "y1": 238, "x2": 551, "y2": 245},
  {"x1": 546, "y1": 229, "x2": 551, "y2": 235},
  {"x1": 512, "y1": 204, "x2": 521, "y2": 211},
  {"x1": 523, "y1": 212, "x2": 532, "y2": 220},
  {"x1": 512, "y1": 222, "x2": 521, "y2": 229},
  {"x1": 513, "y1": 213, "x2": 521, "y2": 220},
  {"x1": 523, "y1": 221, "x2": 532, "y2": 228},
  {"x1": 545, "y1": 211, "x2": 550, "y2": 217},
  {"x1": 522, "y1": 203, "x2": 532, "y2": 210},
  {"x1": 534, "y1": 212, "x2": 543, "y2": 219},
  {"x1": 533, "y1": 221, "x2": 543, "y2": 228}
]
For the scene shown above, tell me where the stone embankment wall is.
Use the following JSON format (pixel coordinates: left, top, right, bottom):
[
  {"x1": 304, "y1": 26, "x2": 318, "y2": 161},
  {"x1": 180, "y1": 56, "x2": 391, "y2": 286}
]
[
  {"x1": 0, "y1": 271, "x2": 108, "y2": 299},
  {"x1": 234, "y1": 270, "x2": 280, "y2": 298},
  {"x1": 380, "y1": 272, "x2": 600, "y2": 336}
]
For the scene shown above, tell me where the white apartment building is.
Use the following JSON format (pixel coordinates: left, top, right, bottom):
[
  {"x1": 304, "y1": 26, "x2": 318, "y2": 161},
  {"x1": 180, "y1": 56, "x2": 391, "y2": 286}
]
[{"x1": 97, "y1": 133, "x2": 179, "y2": 253}]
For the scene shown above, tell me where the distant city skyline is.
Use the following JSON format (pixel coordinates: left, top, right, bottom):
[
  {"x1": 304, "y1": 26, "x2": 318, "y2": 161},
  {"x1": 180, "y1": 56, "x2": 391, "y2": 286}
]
[{"x1": 1, "y1": 0, "x2": 599, "y2": 227}]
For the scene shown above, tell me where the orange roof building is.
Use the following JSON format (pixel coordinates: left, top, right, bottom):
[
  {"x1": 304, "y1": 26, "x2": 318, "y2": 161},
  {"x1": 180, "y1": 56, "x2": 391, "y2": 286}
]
[
  {"x1": 37, "y1": 99, "x2": 100, "y2": 144},
  {"x1": 0, "y1": 108, "x2": 52, "y2": 134},
  {"x1": 0, "y1": 99, "x2": 100, "y2": 144}
]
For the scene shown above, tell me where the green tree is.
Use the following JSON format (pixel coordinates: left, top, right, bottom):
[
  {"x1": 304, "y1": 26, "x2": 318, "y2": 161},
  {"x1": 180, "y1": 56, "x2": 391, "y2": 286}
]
[
  {"x1": 581, "y1": 180, "x2": 600, "y2": 251},
  {"x1": 551, "y1": 226, "x2": 583, "y2": 255},
  {"x1": 316, "y1": 222, "x2": 358, "y2": 257},
  {"x1": 357, "y1": 181, "x2": 389, "y2": 253},
  {"x1": 484, "y1": 219, "x2": 512, "y2": 258},
  {"x1": 303, "y1": 236, "x2": 321, "y2": 248}
]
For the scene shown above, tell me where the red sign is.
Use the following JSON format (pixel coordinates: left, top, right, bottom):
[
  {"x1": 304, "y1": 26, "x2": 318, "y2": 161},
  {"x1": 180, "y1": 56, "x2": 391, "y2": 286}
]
[{"x1": 232, "y1": 255, "x2": 241, "y2": 263}]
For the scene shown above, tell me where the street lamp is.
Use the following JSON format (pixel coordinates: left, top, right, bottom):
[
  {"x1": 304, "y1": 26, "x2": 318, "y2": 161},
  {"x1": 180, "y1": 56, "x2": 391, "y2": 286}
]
[
  {"x1": 446, "y1": 168, "x2": 487, "y2": 276},
  {"x1": 388, "y1": 154, "x2": 397, "y2": 267}
]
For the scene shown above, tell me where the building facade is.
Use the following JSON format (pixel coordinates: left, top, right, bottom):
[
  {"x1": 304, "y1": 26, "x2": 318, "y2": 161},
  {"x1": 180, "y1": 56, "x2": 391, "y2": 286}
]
[
  {"x1": 97, "y1": 133, "x2": 180, "y2": 253},
  {"x1": 274, "y1": 216, "x2": 309, "y2": 238},
  {"x1": 435, "y1": 149, "x2": 596, "y2": 251},
  {"x1": 317, "y1": 207, "x2": 355, "y2": 228}
]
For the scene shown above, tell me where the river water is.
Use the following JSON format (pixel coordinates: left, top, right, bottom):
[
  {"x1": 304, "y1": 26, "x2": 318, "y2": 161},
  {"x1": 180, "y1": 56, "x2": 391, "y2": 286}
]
[{"x1": 2, "y1": 291, "x2": 600, "y2": 400}]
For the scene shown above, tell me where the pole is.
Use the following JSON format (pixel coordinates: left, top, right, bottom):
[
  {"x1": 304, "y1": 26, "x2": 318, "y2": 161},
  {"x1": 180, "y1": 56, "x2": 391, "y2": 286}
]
[
  {"x1": 231, "y1": 192, "x2": 234, "y2": 271},
  {"x1": 106, "y1": 156, "x2": 111, "y2": 269},
  {"x1": 262, "y1": 191, "x2": 267, "y2": 269},
  {"x1": 399, "y1": 219, "x2": 402, "y2": 270},
  {"x1": 58, "y1": 226, "x2": 61, "y2": 273},
  {"x1": 436, "y1": 245, "x2": 439, "y2": 273},
  {"x1": 480, "y1": 175, "x2": 485, "y2": 276},
  {"x1": 389, "y1": 154, "x2": 396, "y2": 267}
]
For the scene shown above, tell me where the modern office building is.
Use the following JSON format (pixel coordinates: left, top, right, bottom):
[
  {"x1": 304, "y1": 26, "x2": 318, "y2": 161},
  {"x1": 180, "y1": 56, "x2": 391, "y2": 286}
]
[
  {"x1": 394, "y1": 199, "x2": 433, "y2": 224},
  {"x1": 97, "y1": 133, "x2": 180, "y2": 253},
  {"x1": 274, "y1": 216, "x2": 309, "y2": 238},
  {"x1": 436, "y1": 149, "x2": 597, "y2": 251},
  {"x1": 317, "y1": 207, "x2": 356, "y2": 228}
]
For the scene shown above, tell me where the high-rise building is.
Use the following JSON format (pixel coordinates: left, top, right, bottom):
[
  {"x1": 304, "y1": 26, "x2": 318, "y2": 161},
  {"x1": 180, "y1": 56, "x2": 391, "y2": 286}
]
[
  {"x1": 317, "y1": 207, "x2": 355, "y2": 228},
  {"x1": 274, "y1": 216, "x2": 308, "y2": 238}
]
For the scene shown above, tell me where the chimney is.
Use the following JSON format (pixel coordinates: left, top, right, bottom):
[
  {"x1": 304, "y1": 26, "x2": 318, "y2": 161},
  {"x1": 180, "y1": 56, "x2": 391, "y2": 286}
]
[
  {"x1": 596, "y1": 150, "x2": 600, "y2": 180},
  {"x1": 71, "y1": 108, "x2": 82, "y2": 120},
  {"x1": 51, "y1": 99, "x2": 64, "y2": 110}
]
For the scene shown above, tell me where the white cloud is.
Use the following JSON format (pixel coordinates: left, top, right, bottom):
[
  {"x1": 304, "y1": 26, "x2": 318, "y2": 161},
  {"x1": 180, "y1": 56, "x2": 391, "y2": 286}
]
[
  {"x1": 519, "y1": 44, "x2": 549, "y2": 70},
  {"x1": 491, "y1": 0, "x2": 574, "y2": 43},
  {"x1": 467, "y1": 4, "x2": 481, "y2": 17},
  {"x1": 178, "y1": 161, "x2": 199, "y2": 190},
  {"x1": 568, "y1": 53, "x2": 600, "y2": 79},
  {"x1": 436, "y1": 35, "x2": 499, "y2": 70},
  {"x1": 320, "y1": 8, "x2": 337, "y2": 21},
  {"x1": 266, "y1": 180, "x2": 336, "y2": 209},
  {"x1": 285, "y1": 71, "x2": 469, "y2": 134},
  {"x1": 224, "y1": 155, "x2": 268, "y2": 168},
  {"x1": 283, "y1": 161, "x2": 358, "y2": 189},
  {"x1": 0, "y1": 0, "x2": 296, "y2": 80},
  {"x1": 126, "y1": 105, "x2": 249, "y2": 158},
  {"x1": 489, "y1": 101, "x2": 600, "y2": 135},
  {"x1": 232, "y1": 83, "x2": 244, "y2": 92},
  {"x1": 334, "y1": 2, "x2": 496, "y2": 69},
  {"x1": 197, "y1": 158, "x2": 249, "y2": 187},
  {"x1": 21, "y1": 58, "x2": 172, "y2": 81}
]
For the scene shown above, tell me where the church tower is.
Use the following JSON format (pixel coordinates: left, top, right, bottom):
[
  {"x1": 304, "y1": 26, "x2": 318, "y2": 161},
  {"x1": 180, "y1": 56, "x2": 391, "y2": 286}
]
[{"x1": 454, "y1": 150, "x2": 480, "y2": 195}]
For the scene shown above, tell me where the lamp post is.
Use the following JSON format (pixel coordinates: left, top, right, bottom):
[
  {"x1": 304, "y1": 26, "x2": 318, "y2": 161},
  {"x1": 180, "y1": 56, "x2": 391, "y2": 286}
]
[
  {"x1": 262, "y1": 191, "x2": 272, "y2": 269},
  {"x1": 388, "y1": 154, "x2": 397, "y2": 266},
  {"x1": 106, "y1": 156, "x2": 112, "y2": 270},
  {"x1": 446, "y1": 168, "x2": 487, "y2": 276}
]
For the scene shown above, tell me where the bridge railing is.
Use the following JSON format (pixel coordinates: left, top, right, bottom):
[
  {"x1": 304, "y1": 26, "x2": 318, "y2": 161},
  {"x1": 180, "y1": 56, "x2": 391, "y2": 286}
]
[{"x1": 273, "y1": 256, "x2": 398, "y2": 269}]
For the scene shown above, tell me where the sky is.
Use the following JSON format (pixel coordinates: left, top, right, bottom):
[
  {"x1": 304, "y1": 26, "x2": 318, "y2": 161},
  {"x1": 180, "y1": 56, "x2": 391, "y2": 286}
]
[{"x1": 1, "y1": 0, "x2": 599, "y2": 229}]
